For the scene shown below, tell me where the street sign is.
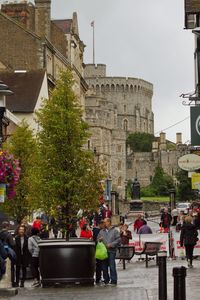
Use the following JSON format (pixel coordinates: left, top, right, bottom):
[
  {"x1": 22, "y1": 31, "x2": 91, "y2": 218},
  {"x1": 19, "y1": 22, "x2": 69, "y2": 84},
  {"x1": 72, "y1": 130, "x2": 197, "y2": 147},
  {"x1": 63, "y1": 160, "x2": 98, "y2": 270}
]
[
  {"x1": 192, "y1": 173, "x2": 200, "y2": 189},
  {"x1": 191, "y1": 106, "x2": 200, "y2": 146},
  {"x1": 178, "y1": 153, "x2": 200, "y2": 171}
]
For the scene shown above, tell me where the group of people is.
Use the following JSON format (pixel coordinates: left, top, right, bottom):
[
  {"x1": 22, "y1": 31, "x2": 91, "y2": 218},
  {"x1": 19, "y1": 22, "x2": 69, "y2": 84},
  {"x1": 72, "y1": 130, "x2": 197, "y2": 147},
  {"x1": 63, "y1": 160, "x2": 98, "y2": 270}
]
[
  {"x1": 160, "y1": 207, "x2": 199, "y2": 268},
  {"x1": 0, "y1": 219, "x2": 43, "y2": 288},
  {"x1": 79, "y1": 217, "x2": 123, "y2": 286}
]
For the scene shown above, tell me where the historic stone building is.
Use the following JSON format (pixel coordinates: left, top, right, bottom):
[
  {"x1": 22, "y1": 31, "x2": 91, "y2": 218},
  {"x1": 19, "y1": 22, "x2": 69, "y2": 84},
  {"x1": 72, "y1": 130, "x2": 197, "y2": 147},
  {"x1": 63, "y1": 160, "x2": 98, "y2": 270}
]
[
  {"x1": 0, "y1": 0, "x2": 87, "y2": 108},
  {"x1": 84, "y1": 64, "x2": 154, "y2": 199},
  {"x1": 126, "y1": 132, "x2": 188, "y2": 188}
]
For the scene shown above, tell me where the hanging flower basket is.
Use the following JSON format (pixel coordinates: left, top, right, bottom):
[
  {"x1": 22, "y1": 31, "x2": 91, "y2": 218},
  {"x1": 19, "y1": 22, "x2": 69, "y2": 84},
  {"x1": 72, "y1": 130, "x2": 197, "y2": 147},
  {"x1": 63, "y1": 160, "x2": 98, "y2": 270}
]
[{"x1": 0, "y1": 150, "x2": 21, "y2": 200}]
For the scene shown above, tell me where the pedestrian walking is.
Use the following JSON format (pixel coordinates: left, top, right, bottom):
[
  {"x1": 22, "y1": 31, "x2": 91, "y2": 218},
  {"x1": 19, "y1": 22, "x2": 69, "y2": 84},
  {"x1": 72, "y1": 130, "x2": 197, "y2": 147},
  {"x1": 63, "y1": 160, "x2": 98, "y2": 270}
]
[
  {"x1": 180, "y1": 216, "x2": 198, "y2": 268},
  {"x1": 97, "y1": 218, "x2": 121, "y2": 286},
  {"x1": 80, "y1": 224, "x2": 93, "y2": 239},
  {"x1": 120, "y1": 224, "x2": 132, "y2": 245},
  {"x1": 93, "y1": 220, "x2": 105, "y2": 285},
  {"x1": 28, "y1": 228, "x2": 41, "y2": 287},
  {"x1": 0, "y1": 221, "x2": 16, "y2": 287},
  {"x1": 160, "y1": 208, "x2": 172, "y2": 233},
  {"x1": 134, "y1": 214, "x2": 145, "y2": 233},
  {"x1": 138, "y1": 220, "x2": 152, "y2": 234},
  {"x1": 15, "y1": 225, "x2": 29, "y2": 287}
]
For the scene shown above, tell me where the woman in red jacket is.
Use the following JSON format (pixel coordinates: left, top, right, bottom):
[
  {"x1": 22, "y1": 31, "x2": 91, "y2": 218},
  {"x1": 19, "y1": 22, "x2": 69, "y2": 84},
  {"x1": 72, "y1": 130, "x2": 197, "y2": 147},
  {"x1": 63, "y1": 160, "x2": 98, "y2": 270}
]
[{"x1": 80, "y1": 224, "x2": 93, "y2": 240}]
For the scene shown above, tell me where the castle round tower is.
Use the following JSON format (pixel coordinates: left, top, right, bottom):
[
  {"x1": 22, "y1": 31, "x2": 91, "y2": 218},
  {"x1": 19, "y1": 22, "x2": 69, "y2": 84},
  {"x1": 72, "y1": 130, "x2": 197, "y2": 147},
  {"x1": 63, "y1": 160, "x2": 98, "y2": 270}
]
[{"x1": 84, "y1": 64, "x2": 154, "y2": 135}]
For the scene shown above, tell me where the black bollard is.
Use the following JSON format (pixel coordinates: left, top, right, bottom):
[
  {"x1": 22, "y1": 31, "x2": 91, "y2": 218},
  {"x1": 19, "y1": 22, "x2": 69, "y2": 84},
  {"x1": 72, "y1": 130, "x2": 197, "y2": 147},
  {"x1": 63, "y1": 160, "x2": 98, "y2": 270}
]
[
  {"x1": 173, "y1": 267, "x2": 187, "y2": 300},
  {"x1": 157, "y1": 251, "x2": 167, "y2": 300}
]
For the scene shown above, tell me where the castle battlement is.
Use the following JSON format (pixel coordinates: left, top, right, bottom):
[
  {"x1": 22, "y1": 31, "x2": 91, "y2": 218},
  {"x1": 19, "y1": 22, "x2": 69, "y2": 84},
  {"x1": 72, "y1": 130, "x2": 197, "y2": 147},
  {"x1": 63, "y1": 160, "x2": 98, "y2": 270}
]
[
  {"x1": 84, "y1": 64, "x2": 106, "y2": 78},
  {"x1": 86, "y1": 76, "x2": 153, "y2": 97}
]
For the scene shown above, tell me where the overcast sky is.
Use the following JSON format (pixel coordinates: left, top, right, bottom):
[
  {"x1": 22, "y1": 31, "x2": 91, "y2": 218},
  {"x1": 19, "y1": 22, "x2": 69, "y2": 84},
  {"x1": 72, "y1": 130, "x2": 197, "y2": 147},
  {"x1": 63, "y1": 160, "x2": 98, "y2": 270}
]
[{"x1": 15, "y1": 1, "x2": 196, "y2": 142}]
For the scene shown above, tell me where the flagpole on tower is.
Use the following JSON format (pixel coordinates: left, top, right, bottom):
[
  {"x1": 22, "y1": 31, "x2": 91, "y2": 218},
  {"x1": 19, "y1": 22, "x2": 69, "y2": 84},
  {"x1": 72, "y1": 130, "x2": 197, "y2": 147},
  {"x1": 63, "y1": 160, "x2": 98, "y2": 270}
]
[{"x1": 91, "y1": 20, "x2": 95, "y2": 64}]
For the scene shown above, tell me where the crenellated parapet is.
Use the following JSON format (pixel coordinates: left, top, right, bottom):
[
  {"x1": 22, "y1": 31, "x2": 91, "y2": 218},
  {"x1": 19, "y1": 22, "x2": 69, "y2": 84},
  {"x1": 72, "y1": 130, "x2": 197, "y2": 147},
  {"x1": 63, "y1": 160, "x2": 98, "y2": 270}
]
[{"x1": 86, "y1": 76, "x2": 153, "y2": 98}]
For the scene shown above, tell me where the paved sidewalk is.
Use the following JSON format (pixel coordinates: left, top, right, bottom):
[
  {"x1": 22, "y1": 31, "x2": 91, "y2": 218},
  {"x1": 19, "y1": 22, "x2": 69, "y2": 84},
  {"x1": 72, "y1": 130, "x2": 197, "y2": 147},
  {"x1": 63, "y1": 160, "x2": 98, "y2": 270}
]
[{"x1": 4, "y1": 257, "x2": 199, "y2": 300}]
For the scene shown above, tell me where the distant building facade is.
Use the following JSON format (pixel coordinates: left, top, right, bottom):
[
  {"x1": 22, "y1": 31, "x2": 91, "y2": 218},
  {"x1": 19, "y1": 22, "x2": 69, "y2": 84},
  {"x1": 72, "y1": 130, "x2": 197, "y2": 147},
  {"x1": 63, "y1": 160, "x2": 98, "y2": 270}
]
[
  {"x1": 84, "y1": 64, "x2": 154, "y2": 198},
  {"x1": 0, "y1": 0, "x2": 87, "y2": 108},
  {"x1": 126, "y1": 132, "x2": 189, "y2": 187}
]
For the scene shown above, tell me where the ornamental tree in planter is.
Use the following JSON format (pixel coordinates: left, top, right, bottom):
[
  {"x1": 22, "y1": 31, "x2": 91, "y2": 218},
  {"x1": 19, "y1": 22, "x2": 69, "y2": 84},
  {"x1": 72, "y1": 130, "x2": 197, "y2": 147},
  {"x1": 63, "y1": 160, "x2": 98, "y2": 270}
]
[{"x1": 33, "y1": 70, "x2": 104, "y2": 285}]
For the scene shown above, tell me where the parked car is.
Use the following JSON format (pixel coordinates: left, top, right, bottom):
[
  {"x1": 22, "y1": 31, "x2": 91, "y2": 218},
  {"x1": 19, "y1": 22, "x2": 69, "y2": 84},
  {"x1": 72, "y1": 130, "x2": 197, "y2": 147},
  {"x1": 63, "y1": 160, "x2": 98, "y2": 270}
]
[{"x1": 176, "y1": 202, "x2": 190, "y2": 214}]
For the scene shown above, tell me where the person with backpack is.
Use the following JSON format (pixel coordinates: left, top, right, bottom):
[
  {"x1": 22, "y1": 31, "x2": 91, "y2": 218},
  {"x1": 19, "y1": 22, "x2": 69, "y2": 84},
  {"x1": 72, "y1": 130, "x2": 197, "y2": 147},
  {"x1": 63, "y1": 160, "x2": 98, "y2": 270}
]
[{"x1": 28, "y1": 228, "x2": 41, "y2": 287}]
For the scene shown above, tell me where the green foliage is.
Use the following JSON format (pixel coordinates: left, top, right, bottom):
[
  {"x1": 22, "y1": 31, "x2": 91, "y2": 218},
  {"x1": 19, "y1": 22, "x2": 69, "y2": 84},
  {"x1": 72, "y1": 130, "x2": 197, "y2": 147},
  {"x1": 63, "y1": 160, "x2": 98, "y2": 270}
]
[
  {"x1": 3, "y1": 121, "x2": 38, "y2": 223},
  {"x1": 141, "y1": 185, "x2": 157, "y2": 197},
  {"x1": 33, "y1": 70, "x2": 104, "y2": 234},
  {"x1": 176, "y1": 169, "x2": 196, "y2": 201},
  {"x1": 126, "y1": 132, "x2": 155, "y2": 152},
  {"x1": 151, "y1": 165, "x2": 174, "y2": 196},
  {"x1": 141, "y1": 165, "x2": 174, "y2": 197}
]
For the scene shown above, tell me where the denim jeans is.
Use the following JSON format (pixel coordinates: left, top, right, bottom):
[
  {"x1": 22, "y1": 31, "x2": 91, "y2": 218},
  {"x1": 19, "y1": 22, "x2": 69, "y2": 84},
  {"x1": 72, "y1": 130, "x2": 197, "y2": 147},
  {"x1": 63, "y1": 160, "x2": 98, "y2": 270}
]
[{"x1": 102, "y1": 251, "x2": 117, "y2": 284}]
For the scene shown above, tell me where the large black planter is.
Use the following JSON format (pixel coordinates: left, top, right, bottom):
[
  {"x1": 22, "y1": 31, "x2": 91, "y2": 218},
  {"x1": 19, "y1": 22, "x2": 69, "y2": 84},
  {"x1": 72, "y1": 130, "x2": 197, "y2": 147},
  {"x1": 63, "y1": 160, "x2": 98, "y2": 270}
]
[{"x1": 39, "y1": 239, "x2": 95, "y2": 286}]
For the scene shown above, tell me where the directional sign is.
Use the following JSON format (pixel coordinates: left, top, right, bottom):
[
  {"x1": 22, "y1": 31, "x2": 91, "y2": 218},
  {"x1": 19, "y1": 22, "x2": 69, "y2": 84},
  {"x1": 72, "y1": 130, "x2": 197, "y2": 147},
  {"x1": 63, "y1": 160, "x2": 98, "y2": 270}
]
[{"x1": 178, "y1": 153, "x2": 200, "y2": 171}]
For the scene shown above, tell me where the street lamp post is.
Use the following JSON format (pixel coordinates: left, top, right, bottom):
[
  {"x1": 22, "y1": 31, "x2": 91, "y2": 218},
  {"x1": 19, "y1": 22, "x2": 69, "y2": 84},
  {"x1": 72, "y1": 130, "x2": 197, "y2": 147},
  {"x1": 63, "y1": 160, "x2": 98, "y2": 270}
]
[{"x1": 0, "y1": 81, "x2": 13, "y2": 147}]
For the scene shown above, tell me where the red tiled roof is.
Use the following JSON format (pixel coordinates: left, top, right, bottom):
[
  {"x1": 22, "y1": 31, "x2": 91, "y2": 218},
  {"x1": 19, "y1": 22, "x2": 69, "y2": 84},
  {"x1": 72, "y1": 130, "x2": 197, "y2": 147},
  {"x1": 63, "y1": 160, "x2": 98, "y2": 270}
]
[
  {"x1": 52, "y1": 19, "x2": 72, "y2": 34},
  {"x1": 0, "y1": 70, "x2": 45, "y2": 113}
]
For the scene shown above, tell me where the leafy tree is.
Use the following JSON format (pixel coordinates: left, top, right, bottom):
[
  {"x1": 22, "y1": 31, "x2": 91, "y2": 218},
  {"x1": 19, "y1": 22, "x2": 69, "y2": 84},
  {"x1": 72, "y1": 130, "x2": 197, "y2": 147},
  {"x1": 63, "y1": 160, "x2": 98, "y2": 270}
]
[
  {"x1": 34, "y1": 70, "x2": 104, "y2": 238},
  {"x1": 3, "y1": 121, "x2": 38, "y2": 223},
  {"x1": 151, "y1": 165, "x2": 174, "y2": 196},
  {"x1": 141, "y1": 165, "x2": 174, "y2": 197},
  {"x1": 127, "y1": 132, "x2": 155, "y2": 152},
  {"x1": 176, "y1": 169, "x2": 196, "y2": 201}
]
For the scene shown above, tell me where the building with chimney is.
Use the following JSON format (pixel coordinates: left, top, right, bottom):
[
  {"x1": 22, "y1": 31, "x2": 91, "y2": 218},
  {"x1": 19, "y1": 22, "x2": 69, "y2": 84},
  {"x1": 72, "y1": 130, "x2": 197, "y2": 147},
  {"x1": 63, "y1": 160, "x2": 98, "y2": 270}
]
[{"x1": 0, "y1": 0, "x2": 87, "y2": 108}]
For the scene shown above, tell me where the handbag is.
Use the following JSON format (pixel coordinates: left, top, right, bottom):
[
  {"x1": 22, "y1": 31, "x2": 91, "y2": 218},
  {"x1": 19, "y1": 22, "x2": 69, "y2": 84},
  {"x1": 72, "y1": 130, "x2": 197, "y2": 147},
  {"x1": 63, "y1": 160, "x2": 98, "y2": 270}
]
[{"x1": 95, "y1": 242, "x2": 108, "y2": 260}]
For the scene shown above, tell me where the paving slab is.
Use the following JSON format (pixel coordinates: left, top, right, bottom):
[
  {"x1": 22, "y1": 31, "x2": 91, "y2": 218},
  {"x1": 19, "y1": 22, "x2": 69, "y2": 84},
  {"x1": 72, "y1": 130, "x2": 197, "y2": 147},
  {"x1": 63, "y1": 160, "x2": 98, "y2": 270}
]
[{"x1": 13, "y1": 286, "x2": 148, "y2": 300}]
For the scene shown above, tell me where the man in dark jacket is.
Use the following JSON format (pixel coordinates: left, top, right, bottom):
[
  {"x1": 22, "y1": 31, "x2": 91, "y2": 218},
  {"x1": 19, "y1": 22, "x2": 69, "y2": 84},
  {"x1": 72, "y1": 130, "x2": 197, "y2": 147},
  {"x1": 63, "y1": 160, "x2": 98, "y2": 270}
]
[
  {"x1": 180, "y1": 216, "x2": 198, "y2": 268},
  {"x1": 97, "y1": 218, "x2": 121, "y2": 285},
  {"x1": 15, "y1": 225, "x2": 29, "y2": 287}
]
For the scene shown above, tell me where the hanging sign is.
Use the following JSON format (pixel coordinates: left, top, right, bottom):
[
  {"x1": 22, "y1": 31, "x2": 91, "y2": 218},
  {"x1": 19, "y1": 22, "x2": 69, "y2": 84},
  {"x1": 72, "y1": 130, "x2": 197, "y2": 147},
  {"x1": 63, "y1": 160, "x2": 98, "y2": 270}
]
[{"x1": 178, "y1": 154, "x2": 200, "y2": 171}]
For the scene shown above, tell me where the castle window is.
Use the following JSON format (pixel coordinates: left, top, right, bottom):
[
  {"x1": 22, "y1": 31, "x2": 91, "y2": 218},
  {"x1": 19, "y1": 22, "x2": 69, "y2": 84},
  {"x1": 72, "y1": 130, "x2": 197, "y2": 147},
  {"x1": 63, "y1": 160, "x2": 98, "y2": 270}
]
[
  {"x1": 125, "y1": 84, "x2": 129, "y2": 92},
  {"x1": 118, "y1": 161, "x2": 122, "y2": 170},
  {"x1": 134, "y1": 85, "x2": 137, "y2": 92},
  {"x1": 130, "y1": 85, "x2": 133, "y2": 93},
  {"x1": 121, "y1": 84, "x2": 125, "y2": 92},
  {"x1": 118, "y1": 177, "x2": 122, "y2": 187},
  {"x1": 117, "y1": 145, "x2": 122, "y2": 152},
  {"x1": 101, "y1": 84, "x2": 105, "y2": 93},
  {"x1": 123, "y1": 119, "x2": 128, "y2": 131},
  {"x1": 124, "y1": 105, "x2": 127, "y2": 113},
  {"x1": 88, "y1": 140, "x2": 91, "y2": 150},
  {"x1": 116, "y1": 84, "x2": 120, "y2": 92},
  {"x1": 105, "y1": 84, "x2": 110, "y2": 92},
  {"x1": 96, "y1": 85, "x2": 100, "y2": 93},
  {"x1": 127, "y1": 160, "x2": 132, "y2": 169},
  {"x1": 111, "y1": 84, "x2": 115, "y2": 92}
]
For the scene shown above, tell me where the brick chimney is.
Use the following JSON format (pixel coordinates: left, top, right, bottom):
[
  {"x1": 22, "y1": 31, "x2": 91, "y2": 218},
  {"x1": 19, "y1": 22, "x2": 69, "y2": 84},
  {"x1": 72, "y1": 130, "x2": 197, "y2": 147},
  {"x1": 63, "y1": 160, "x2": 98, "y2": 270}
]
[
  {"x1": 176, "y1": 132, "x2": 182, "y2": 144},
  {"x1": 1, "y1": 2, "x2": 35, "y2": 31},
  {"x1": 159, "y1": 132, "x2": 167, "y2": 151},
  {"x1": 35, "y1": 0, "x2": 51, "y2": 39}
]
